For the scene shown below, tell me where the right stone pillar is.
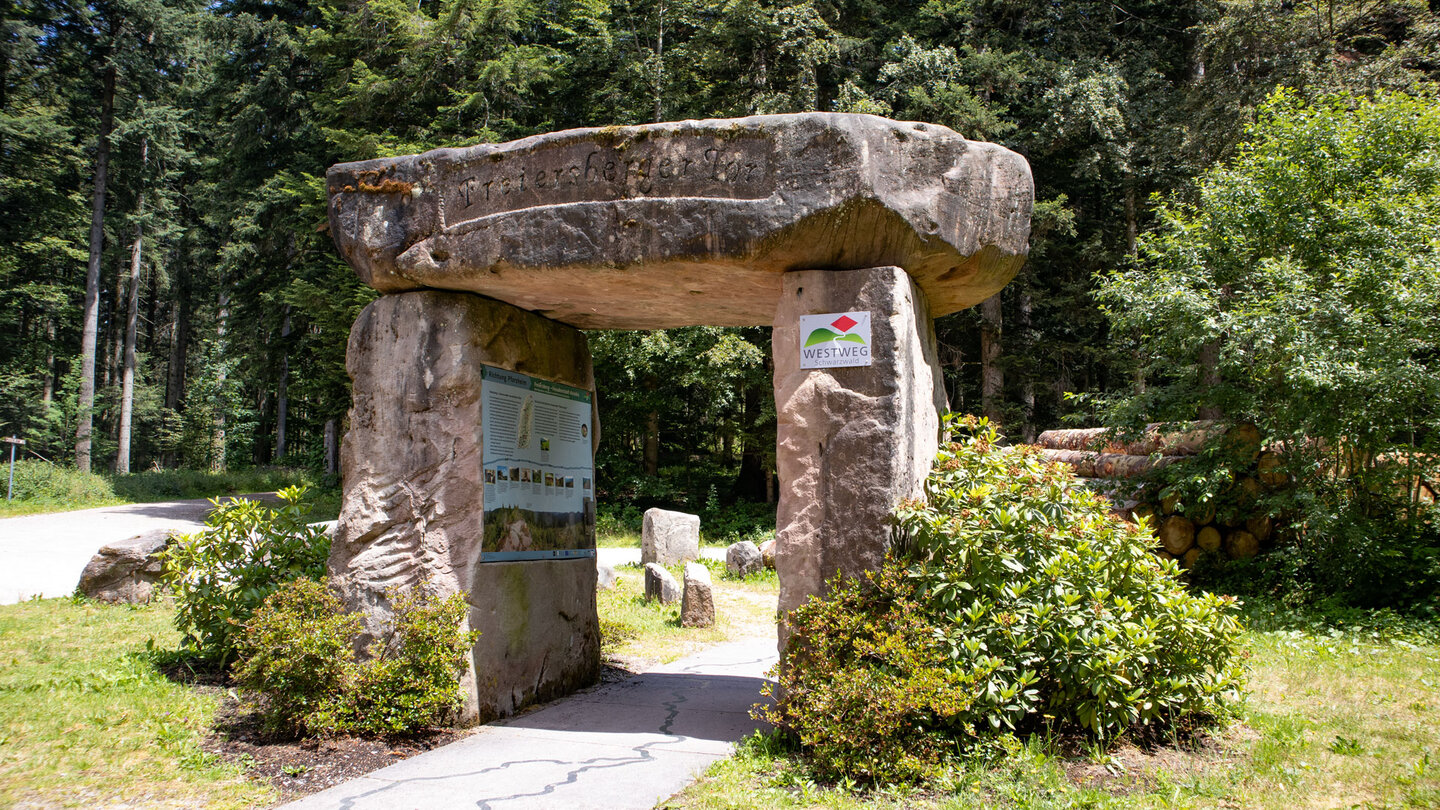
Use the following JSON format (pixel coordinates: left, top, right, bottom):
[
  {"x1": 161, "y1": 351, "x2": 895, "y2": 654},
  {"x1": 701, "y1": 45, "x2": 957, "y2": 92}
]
[{"x1": 772, "y1": 266, "x2": 947, "y2": 652}]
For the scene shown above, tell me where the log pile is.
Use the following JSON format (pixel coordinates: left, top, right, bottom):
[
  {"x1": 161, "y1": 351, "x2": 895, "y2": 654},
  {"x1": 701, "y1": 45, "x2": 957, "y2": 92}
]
[{"x1": 1032, "y1": 422, "x2": 1279, "y2": 568}]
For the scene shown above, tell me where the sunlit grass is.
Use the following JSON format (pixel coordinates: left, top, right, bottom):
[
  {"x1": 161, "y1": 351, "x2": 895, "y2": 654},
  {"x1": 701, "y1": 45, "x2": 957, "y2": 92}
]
[
  {"x1": 597, "y1": 560, "x2": 777, "y2": 667},
  {"x1": 668, "y1": 612, "x2": 1440, "y2": 809},
  {"x1": 0, "y1": 598, "x2": 273, "y2": 809}
]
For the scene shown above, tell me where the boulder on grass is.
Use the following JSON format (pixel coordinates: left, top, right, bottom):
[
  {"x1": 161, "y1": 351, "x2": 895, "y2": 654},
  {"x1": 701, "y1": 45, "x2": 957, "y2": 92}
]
[
  {"x1": 725, "y1": 541, "x2": 764, "y2": 578},
  {"x1": 77, "y1": 530, "x2": 174, "y2": 604},
  {"x1": 643, "y1": 562, "x2": 681, "y2": 605},
  {"x1": 641, "y1": 508, "x2": 700, "y2": 565},
  {"x1": 680, "y1": 562, "x2": 715, "y2": 628},
  {"x1": 597, "y1": 563, "x2": 618, "y2": 591},
  {"x1": 758, "y1": 538, "x2": 776, "y2": 569}
]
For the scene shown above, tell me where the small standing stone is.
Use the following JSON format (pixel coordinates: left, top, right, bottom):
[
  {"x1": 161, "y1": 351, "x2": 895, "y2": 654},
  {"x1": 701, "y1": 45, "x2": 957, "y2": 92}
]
[
  {"x1": 725, "y1": 541, "x2": 764, "y2": 578},
  {"x1": 641, "y1": 508, "x2": 700, "y2": 566},
  {"x1": 597, "y1": 563, "x2": 618, "y2": 591},
  {"x1": 758, "y1": 538, "x2": 777, "y2": 569},
  {"x1": 680, "y1": 562, "x2": 715, "y2": 628},
  {"x1": 643, "y1": 562, "x2": 681, "y2": 605},
  {"x1": 77, "y1": 530, "x2": 173, "y2": 604}
]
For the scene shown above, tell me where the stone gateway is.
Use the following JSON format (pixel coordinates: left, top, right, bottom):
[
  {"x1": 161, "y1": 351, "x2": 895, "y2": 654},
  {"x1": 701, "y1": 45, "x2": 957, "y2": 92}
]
[{"x1": 326, "y1": 112, "x2": 1032, "y2": 723}]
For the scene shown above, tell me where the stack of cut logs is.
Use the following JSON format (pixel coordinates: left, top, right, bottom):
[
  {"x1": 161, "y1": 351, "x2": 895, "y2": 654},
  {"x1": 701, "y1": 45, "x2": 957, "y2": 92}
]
[{"x1": 1031, "y1": 422, "x2": 1282, "y2": 568}]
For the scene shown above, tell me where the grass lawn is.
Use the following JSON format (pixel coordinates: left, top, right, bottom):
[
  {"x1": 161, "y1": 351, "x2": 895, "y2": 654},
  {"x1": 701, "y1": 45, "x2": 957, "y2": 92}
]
[
  {"x1": 667, "y1": 605, "x2": 1440, "y2": 810},
  {"x1": 0, "y1": 598, "x2": 272, "y2": 809},
  {"x1": 597, "y1": 559, "x2": 778, "y2": 666}
]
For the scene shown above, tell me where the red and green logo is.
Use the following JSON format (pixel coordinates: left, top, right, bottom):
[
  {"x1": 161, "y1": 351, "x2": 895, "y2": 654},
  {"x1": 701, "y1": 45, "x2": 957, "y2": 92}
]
[
  {"x1": 803, "y1": 314, "x2": 867, "y2": 347},
  {"x1": 799, "y1": 311, "x2": 873, "y2": 369}
]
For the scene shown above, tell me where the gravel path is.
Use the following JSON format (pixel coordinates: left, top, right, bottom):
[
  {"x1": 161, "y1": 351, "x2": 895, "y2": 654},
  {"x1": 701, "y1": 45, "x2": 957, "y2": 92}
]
[{"x1": 0, "y1": 495, "x2": 276, "y2": 605}]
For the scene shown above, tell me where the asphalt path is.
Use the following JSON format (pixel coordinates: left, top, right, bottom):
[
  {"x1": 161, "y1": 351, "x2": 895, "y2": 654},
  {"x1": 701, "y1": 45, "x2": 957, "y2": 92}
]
[
  {"x1": 279, "y1": 637, "x2": 777, "y2": 810},
  {"x1": 0, "y1": 494, "x2": 276, "y2": 605}
]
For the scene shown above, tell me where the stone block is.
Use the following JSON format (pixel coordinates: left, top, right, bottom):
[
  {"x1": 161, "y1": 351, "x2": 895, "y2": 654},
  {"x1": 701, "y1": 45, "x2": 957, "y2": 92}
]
[
  {"x1": 327, "y1": 113, "x2": 1032, "y2": 329},
  {"x1": 641, "y1": 508, "x2": 700, "y2": 566},
  {"x1": 680, "y1": 563, "x2": 715, "y2": 628},
  {"x1": 725, "y1": 541, "x2": 763, "y2": 578},
  {"x1": 596, "y1": 563, "x2": 618, "y2": 591},
  {"x1": 331, "y1": 289, "x2": 598, "y2": 723},
  {"x1": 76, "y1": 530, "x2": 172, "y2": 604},
  {"x1": 758, "y1": 538, "x2": 776, "y2": 569},
  {"x1": 643, "y1": 563, "x2": 681, "y2": 605},
  {"x1": 772, "y1": 266, "x2": 946, "y2": 652},
  {"x1": 469, "y1": 560, "x2": 600, "y2": 722}
]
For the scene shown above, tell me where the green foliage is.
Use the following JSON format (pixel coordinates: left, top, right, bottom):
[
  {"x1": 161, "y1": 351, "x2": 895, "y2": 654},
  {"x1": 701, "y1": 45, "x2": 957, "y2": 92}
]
[
  {"x1": 232, "y1": 578, "x2": 358, "y2": 735},
  {"x1": 762, "y1": 416, "x2": 1246, "y2": 784},
  {"x1": 234, "y1": 578, "x2": 478, "y2": 737},
  {"x1": 2, "y1": 459, "x2": 116, "y2": 504},
  {"x1": 162, "y1": 486, "x2": 330, "y2": 663},
  {"x1": 1101, "y1": 89, "x2": 1440, "y2": 610}
]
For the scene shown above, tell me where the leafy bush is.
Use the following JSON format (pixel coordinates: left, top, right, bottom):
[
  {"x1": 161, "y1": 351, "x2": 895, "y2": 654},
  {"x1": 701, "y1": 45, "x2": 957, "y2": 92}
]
[
  {"x1": 162, "y1": 486, "x2": 330, "y2": 663},
  {"x1": 3, "y1": 459, "x2": 115, "y2": 503},
  {"x1": 1100, "y1": 88, "x2": 1440, "y2": 610},
  {"x1": 761, "y1": 417, "x2": 1247, "y2": 783},
  {"x1": 235, "y1": 578, "x2": 478, "y2": 737},
  {"x1": 232, "y1": 578, "x2": 359, "y2": 734},
  {"x1": 322, "y1": 586, "x2": 478, "y2": 736},
  {"x1": 110, "y1": 466, "x2": 317, "y2": 502}
]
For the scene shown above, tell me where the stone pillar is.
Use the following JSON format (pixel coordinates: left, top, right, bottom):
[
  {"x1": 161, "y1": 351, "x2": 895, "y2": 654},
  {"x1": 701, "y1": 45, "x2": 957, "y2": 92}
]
[
  {"x1": 333, "y1": 290, "x2": 600, "y2": 723},
  {"x1": 772, "y1": 267, "x2": 946, "y2": 651}
]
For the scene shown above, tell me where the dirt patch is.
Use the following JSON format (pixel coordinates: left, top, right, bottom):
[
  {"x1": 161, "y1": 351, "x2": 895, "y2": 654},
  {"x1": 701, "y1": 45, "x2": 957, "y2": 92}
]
[
  {"x1": 199, "y1": 664, "x2": 641, "y2": 804},
  {"x1": 1060, "y1": 726, "x2": 1239, "y2": 794}
]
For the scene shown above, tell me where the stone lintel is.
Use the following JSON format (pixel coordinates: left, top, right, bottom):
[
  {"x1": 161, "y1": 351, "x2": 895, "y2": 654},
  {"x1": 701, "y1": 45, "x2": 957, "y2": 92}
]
[
  {"x1": 327, "y1": 113, "x2": 1032, "y2": 330},
  {"x1": 772, "y1": 266, "x2": 946, "y2": 651}
]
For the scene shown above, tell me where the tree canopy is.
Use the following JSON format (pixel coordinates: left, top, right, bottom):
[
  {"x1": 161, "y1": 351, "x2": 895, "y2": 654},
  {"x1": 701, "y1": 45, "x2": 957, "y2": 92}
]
[{"x1": 0, "y1": 0, "x2": 1437, "y2": 514}]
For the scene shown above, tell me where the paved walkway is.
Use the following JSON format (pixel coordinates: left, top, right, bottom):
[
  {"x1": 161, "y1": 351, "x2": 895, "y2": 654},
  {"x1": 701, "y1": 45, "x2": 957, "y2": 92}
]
[
  {"x1": 279, "y1": 637, "x2": 777, "y2": 810},
  {"x1": 0, "y1": 495, "x2": 275, "y2": 604}
]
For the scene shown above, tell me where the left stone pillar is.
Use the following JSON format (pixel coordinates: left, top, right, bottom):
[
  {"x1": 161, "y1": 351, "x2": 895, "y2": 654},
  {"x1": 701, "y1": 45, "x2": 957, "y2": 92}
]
[{"x1": 332, "y1": 290, "x2": 600, "y2": 724}]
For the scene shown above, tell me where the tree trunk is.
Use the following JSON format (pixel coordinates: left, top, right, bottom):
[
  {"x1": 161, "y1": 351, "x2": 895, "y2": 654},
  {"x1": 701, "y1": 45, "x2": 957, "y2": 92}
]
[
  {"x1": 324, "y1": 417, "x2": 338, "y2": 475},
  {"x1": 209, "y1": 292, "x2": 229, "y2": 473},
  {"x1": 75, "y1": 53, "x2": 118, "y2": 473},
  {"x1": 162, "y1": 263, "x2": 189, "y2": 468},
  {"x1": 1198, "y1": 339, "x2": 1222, "y2": 419},
  {"x1": 979, "y1": 292, "x2": 1003, "y2": 425},
  {"x1": 643, "y1": 410, "x2": 660, "y2": 477},
  {"x1": 1019, "y1": 290, "x2": 1035, "y2": 442},
  {"x1": 1124, "y1": 182, "x2": 1138, "y2": 256},
  {"x1": 42, "y1": 316, "x2": 56, "y2": 408},
  {"x1": 115, "y1": 140, "x2": 147, "y2": 474},
  {"x1": 274, "y1": 310, "x2": 291, "y2": 463},
  {"x1": 652, "y1": 0, "x2": 664, "y2": 123}
]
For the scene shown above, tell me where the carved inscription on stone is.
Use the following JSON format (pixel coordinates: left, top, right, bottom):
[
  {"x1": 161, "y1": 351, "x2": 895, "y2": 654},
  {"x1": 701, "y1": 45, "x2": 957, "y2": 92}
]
[{"x1": 441, "y1": 135, "x2": 772, "y2": 228}]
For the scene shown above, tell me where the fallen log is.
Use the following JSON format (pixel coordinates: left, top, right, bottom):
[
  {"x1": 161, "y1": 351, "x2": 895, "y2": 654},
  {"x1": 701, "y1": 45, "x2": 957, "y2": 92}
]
[
  {"x1": 1036, "y1": 448, "x2": 1179, "y2": 479},
  {"x1": 1036, "y1": 421, "x2": 1222, "y2": 456}
]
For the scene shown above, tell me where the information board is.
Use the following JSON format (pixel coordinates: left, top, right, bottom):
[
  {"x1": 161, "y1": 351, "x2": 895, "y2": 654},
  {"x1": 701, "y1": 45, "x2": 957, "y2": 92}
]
[{"x1": 480, "y1": 366, "x2": 596, "y2": 562}]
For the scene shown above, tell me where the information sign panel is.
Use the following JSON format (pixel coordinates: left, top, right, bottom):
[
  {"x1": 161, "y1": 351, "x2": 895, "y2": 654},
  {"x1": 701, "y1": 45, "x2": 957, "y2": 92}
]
[{"x1": 480, "y1": 366, "x2": 595, "y2": 562}]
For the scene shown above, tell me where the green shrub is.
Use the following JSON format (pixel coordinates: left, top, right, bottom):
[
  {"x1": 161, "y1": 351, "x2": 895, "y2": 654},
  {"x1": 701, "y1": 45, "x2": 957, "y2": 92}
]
[
  {"x1": 4, "y1": 459, "x2": 115, "y2": 503},
  {"x1": 235, "y1": 579, "x2": 478, "y2": 737},
  {"x1": 232, "y1": 578, "x2": 359, "y2": 735},
  {"x1": 321, "y1": 586, "x2": 478, "y2": 736},
  {"x1": 762, "y1": 416, "x2": 1247, "y2": 783},
  {"x1": 162, "y1": 486, "x2": 330, "y2": 664}
]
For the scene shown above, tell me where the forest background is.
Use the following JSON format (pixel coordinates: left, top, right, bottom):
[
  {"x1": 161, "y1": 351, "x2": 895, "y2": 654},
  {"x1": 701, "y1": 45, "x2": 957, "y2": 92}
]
[{"x1": 2, "y1": 0, "x2": 1438, "y2": 518}]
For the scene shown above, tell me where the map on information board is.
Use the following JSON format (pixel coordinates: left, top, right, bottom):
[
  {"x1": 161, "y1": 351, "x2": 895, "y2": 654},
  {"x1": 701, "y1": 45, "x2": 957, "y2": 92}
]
[{"x1": 480, "y1": 366, "x2": 596, "y2": 562}]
